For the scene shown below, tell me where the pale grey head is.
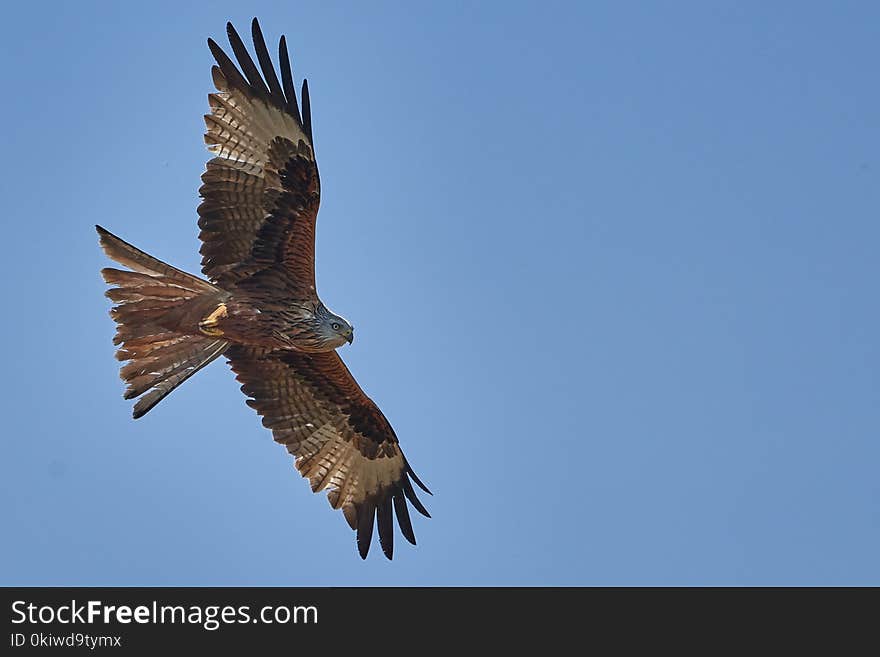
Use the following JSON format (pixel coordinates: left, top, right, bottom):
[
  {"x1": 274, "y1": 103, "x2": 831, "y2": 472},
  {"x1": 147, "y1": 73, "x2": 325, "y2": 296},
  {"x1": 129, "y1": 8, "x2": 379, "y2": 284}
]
[
  {"x1": 311, "y1": 302, "x2": 354, "y2": 349},
  {"x1": 281, "y1": 301, "x2": 354, "y2": 352}
]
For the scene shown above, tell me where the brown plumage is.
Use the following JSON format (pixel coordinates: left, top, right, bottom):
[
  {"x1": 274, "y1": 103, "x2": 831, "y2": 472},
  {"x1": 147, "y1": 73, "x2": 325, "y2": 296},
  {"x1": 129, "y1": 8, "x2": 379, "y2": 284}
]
[{"x1": 97, "y1": 18, "x2": 429, "y2": 560}]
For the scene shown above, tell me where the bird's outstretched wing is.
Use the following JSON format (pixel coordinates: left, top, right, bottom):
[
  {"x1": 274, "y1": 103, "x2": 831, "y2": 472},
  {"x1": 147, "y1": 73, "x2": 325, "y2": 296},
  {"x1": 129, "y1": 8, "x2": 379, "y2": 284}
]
[
  {"x1": 226, "y1": 346, "x2": 431, "y2": 559},
  {"x1": 199, "y1": 18, "x2": 320, "y2": 297}
]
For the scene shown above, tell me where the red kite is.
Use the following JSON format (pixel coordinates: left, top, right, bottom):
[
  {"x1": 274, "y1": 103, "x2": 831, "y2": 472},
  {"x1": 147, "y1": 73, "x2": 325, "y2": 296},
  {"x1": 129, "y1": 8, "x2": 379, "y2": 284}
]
[{"x1": 97, "y1": 18, "x2": 429, "y2": 560}]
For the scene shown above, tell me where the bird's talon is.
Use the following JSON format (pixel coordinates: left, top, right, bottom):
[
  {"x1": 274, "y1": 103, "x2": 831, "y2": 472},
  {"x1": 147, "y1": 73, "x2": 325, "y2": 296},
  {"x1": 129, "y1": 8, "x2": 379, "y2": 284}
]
[{"x1": 199, "y1": 303, "x2": 227, "y2": 336}]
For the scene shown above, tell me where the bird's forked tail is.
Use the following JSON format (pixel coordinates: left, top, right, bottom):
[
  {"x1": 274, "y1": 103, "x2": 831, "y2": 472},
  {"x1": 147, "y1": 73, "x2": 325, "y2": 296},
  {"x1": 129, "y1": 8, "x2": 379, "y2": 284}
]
[{"x1": 96, "y1": 225, "x2": 229, "y2": 418}]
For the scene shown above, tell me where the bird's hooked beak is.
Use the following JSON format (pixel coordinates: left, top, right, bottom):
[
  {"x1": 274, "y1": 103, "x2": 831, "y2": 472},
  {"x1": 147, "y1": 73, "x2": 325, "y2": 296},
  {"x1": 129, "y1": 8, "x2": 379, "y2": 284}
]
[{"x1": 345, "y1": 329, "x2": 354, "y2": 345}]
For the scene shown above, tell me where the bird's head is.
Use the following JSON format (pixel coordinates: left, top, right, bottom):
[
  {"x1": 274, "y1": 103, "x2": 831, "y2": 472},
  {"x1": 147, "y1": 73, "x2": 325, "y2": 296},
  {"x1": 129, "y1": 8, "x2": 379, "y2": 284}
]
[{"x1": 312, "y1": 303, "x2": 354, "y2": 349}]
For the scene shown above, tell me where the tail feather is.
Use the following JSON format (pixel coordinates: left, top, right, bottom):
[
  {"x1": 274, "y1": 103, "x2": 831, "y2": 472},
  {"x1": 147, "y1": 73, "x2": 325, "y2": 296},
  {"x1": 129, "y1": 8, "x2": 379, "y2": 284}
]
[
  {"x1": 97, "y1": 225, "x2": 216, "y2": 291},
  {"x1": 97, "y1": 225, "x2": 229, "y2": 418},
  {"x1": 131, "y1": 339, "x2": 229, "y2": 419}
]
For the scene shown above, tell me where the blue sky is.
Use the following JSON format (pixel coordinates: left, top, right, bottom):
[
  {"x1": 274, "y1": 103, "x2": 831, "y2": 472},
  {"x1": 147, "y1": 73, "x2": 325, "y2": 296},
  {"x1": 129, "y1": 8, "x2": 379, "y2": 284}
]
[{"x1": 1, "y1": 1, "x2": 878, "y2": 585}]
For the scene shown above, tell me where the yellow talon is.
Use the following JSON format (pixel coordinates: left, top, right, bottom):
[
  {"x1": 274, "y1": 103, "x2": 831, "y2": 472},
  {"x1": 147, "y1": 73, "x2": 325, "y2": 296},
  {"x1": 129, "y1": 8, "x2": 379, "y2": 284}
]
[{"x1": 199, "y1": 303, "x2": 228, "y2": 336}]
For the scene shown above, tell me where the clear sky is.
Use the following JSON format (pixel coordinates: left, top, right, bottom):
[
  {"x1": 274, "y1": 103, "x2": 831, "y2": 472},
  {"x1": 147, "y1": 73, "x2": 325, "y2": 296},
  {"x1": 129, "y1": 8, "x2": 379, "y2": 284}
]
[{"x1": 1, "y1": 1, "x2": 878, "y2": 585}]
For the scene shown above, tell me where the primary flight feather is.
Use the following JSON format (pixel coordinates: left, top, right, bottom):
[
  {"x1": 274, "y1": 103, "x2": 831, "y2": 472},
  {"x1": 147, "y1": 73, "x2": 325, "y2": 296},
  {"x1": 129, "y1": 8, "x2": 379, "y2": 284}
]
[{"x1": 97, "y1": 18, "x2": 429, "y2": 560}]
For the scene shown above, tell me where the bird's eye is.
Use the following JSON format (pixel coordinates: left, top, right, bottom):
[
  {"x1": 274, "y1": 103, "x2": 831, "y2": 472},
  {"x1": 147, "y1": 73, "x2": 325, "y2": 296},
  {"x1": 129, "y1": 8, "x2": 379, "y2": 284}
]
[{"x1": 331, "y1": 322, "x2": 340, "y2": 331}]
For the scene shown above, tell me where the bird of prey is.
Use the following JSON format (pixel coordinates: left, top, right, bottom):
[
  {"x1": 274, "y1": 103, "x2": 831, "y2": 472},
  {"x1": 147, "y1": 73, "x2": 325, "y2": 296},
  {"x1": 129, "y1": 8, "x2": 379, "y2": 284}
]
[{"x1": 96, "y1": 18, "x2": 429, "y2": 560}]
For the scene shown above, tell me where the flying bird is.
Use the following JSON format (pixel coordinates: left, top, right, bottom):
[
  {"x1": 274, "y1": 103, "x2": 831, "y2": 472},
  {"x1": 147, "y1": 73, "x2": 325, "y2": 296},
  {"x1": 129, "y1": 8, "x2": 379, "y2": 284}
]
[{"x1": 96, "y1": 18, "x2": 429, "y2": 560}]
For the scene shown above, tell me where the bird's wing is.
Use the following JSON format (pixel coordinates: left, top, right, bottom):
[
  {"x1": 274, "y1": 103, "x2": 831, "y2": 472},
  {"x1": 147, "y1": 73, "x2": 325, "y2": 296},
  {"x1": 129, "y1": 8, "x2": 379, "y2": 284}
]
[
  {"x1": 199, "y1": 18, "x2": 320, "y2": 297},
  {"x1": 226, "y1": 346, "x2": 431, "y2": 559}
]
